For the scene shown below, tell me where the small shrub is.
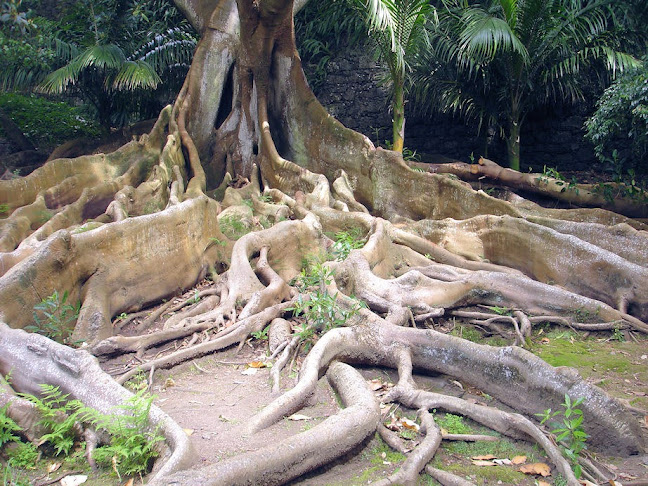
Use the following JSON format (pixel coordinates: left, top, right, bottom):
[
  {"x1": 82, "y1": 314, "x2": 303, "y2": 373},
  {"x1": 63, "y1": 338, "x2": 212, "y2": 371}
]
[
  {"x1": 0, "y1": 93, "x2": 101, "y2": 150},
  {"x1": 27, "y1": 290, "x2": 80, "y2": 343}
]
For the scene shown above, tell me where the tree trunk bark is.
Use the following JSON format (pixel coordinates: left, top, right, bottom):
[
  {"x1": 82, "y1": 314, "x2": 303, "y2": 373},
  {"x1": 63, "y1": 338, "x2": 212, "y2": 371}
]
[{"x1": 0, "y1": 0, "x2": 645, "y2": 484}]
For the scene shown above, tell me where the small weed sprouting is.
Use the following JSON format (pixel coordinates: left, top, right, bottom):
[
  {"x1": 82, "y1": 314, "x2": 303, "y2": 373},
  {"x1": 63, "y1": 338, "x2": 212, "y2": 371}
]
[
  {"x1": 486, "y1": 305, "x2": 512, "y2": 316},
  {"x1": 536, "y1": 394, "x2": 588, "y2": 478},
  {"x1": 288, "y1": 256, "x2": 364, "y2": 347},
  {"x1": 612, "y1": 327, "x2": 626, "y2": 342},
  {"x1": 0, "y1": 203, "x2": 10, "y2": 215},
  {"x1": 27, "y1": 290, "x2": 80, "y2": 343},
  {"x1": 535, "y1": 166, "x2": 579, "y2": 194},
  {"x1": 219, "y1": 215, "x2": 249, "y2": 240},
  {"x1": 331, "y1": 228, "x2": 365, "y2": 261},
  {"x1": 251, "y1": 325, "x2": 270, "y2": 341},
  {"x1": 209, "y1": 237, "x2": 227, "y2": 246}
]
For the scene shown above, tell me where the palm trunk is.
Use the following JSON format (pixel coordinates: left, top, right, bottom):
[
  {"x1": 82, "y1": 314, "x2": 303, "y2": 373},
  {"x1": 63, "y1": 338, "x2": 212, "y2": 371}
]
[
  {"x1": 391, "y1": 81, "x2": 405, "y2": 154},
  {"x1": 506, "y1": 118, "x2": 521, "y2": 171}
]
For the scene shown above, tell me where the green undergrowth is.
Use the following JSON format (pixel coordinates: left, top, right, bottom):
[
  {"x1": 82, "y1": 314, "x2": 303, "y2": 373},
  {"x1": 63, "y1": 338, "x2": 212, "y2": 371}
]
[
  {"x1": 1, "y1": 383, "x2": 162, "y2": 484},
  {"x1": 531, "y1": 330, "x2": 648, "y2": 410}
]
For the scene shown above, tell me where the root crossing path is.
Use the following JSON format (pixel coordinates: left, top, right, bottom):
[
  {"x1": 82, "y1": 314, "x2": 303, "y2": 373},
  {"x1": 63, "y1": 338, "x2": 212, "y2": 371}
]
[{"x1": 0, "y1": 0, "x2": 647, "y2": 484}]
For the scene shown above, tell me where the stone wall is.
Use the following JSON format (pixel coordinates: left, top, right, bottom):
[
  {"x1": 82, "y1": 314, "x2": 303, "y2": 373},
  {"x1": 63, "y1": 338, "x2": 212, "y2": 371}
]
[{"x1": 312, "y1": 47, "x2": 602, "y2": 172}]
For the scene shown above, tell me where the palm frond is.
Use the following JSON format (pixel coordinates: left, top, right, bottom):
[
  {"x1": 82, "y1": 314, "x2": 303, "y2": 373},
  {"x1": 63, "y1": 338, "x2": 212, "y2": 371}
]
[
  {"x1": 76, "y1": 44, "x2": 126, "y2": 71},
  {"x1": 458, "y1": 7, "x2": 528, "y2": 63},
  {"x1": 112, "y1": 60, "x2": 162, "y2": 91}
]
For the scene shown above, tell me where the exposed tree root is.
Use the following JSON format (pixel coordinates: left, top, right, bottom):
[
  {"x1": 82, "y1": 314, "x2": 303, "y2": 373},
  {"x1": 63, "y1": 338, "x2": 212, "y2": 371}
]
[
  {"x1": 1, "y1": 0, "x2": 647, "y2": 483},
  {"x1": 417, "y1": 156, "x2": 648, "y2": 219},
  {"x1": 0, "y1": 324, "x2": 192, "y2": 480},
  {"x1": 148, "y1": 361, "x2": 380, "y2": 486}
]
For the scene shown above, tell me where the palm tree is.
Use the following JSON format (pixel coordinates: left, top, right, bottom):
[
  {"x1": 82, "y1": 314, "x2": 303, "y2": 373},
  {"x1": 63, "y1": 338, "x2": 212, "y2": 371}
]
[
  {"x1": 356, "y1": 0, "x2": 431, "y2": 153},
  {"x1": 413, "y1": 0, "x2": 640, "y2": 170},
  {"x1": 40, "y1": 27, "x2": 195, "y2": 129}
]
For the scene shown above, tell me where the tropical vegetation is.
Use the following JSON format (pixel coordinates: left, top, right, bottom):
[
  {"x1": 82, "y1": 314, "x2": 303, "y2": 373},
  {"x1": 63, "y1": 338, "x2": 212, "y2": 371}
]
[
  {"x1": 1, "y1": 0, "x2": 196, "y2": 131},
  {"x1": 585, "y1": 61, "x2": 648, "y2": 176},
  {"x1": 412, "y1": 0, "x2": 642, "y2": 170}
]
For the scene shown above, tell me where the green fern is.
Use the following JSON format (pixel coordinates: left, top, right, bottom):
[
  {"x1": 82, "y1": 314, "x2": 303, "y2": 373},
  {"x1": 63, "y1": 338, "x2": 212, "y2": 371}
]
[
  {"x1": 20, "y1": 384, "x2": 83, "y2": 457},
  {"x1": 0, "y1": 403, "x2": 22, "y2": 448},
  {"x1": 82, "y1": 389, "x2": 163, "y2": 478}
]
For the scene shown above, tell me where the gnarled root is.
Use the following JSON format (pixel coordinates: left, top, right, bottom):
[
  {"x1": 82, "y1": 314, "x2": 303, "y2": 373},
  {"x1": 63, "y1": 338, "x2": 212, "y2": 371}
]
[
  {"x1": 0, "y1": 324, "x2": 193, "y2": 480},
  {"x1": 149, "y1": 361, "x2": 379, "y2": 485}
]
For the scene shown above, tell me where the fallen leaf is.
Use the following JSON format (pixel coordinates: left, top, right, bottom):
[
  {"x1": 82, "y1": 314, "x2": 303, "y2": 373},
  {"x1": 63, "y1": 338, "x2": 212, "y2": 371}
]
[
  {"x1": 537, "y1": 481, "x2": 551, "y2": 486},
  {"x1": 608, "y1": 481, "x2": 623, "y2": 486},
  {"x1": 47, "y1": 462, "x2": 62, "y2": 473},
  {"x1": 494, "y1": 458, "x2": 512, "y2": 465},
  {"x1": 247, "y1": 361, "x2": 267, "y2": 368},
  {"x1": 400, "y1": 418, "x2": 419, "y2": 431},
  {"x1": 183, "y1": 428, "x2": 194, "y2": 436},
  {"x1": 123, "y1": 479, "x2": 135, "y2": 486},
  {"x1": 241, "y1": 368, "x2": 257, "y2": 375},
  {"x1": 619, "y1": 473, "x2": 638, "y2": 480},
  {"x1": 540, "y1": 338, "x2": 551, "y2": 344},
  {"x1": 60, "y1": 475, "x2": 88, "y2": 486},
  {"x1": 472, "y1": 454, "x2": 497, "y2": 460},
  {"x1": 288, "y1": 413, "x2": 311, "y2": 421},
  {"x1": 368, "y1": 378, "x2": 384, "y2": 391},
  {"x1": 519, "y1": 463, "x2": 551, "y2": 477},
  {"x1": 511, "y1": 455, "x2": 527, "y2": 465},
  {"x1": 471, "y1": 460, "x2": 496, "y2": 466}
]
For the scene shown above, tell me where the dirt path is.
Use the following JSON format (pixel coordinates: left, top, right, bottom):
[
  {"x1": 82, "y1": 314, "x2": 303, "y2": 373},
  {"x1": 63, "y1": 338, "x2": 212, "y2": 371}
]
[{"x1": 135, "y1": 330, "x2": 648, "y2": 485}]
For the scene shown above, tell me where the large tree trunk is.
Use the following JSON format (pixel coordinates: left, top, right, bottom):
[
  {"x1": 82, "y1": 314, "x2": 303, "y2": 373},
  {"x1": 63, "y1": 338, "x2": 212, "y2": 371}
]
[{"x1": 0, "y1": 0, "x2": 646, "y2": 484}]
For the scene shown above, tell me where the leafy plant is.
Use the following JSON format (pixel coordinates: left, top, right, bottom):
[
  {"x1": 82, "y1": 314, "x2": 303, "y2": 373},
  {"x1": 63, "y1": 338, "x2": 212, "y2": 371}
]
[
  {"x1": 331, "y1": 228, "x2": 366, "y2": 261},
  {"x1": 536, "y1": 394, "x2": 588, "y2": 478},
  {"x1": 87, "y1": 390, "x2": 163, "y2": 479},
  {"x1": 289, "y1": 256, "x2": 364, "y2": 346},
  {"x1": 20, "y1": 384, "x2": 83, "y2": 456},
  {"x1": 586, "y1": 63, "x2": 648, "y2": 175},
  {"x1": 251, "y1": 325, "x2": 270, "y2": 340},
  {"x1": 0, "y1": 93, "x2": 101, "y2": 150},
  {"x1": 6, "y1": 442, "x2": 38, "y2": 469},
  {"x1": 0, "y1": 403, "x2": 22, "y2": 448},
  {"x1": 219, "y1": 215, "x2": 249, "y2": 240},
  {"x1": 27, "y1": 290, "x2": 80, "y2": 343}
]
